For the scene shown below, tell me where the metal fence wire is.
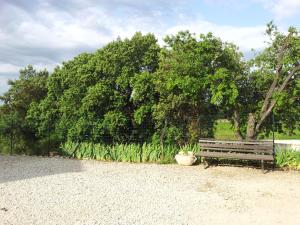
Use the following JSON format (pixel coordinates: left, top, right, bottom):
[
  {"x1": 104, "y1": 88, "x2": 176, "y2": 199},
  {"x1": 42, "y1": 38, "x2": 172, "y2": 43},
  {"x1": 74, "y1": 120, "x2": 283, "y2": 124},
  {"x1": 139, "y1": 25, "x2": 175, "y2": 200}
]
[{"x1": 0, "y1": 110, "x2": 299, "y2": 156}]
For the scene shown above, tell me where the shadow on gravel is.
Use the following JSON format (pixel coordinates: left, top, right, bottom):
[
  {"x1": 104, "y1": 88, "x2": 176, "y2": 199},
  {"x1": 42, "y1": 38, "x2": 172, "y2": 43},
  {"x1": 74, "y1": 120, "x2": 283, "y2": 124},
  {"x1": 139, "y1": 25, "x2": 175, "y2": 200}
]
[
  {"x1": 0, "y1": 155, "x2": 83, "y2": 184},
  {"x1": 202, "y1": 158, "x2": 275, "y2": 173}
]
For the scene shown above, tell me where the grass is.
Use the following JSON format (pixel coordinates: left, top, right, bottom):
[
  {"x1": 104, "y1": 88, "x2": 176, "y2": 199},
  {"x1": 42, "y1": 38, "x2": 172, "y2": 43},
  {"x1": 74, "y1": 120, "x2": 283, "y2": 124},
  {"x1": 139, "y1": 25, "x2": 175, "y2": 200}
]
[
  {"x1": 214, "y1": 120, "x2": 237, "y2": 140},
  {"x1": 214, "y1": 120, "x2": 300, "y2": 140},
  {"x1": 60, "y1": 142, "x2": 198, "y2": 164},
  {"x1": 265, "y1": 130, "x2": 300, "y2": 140}
]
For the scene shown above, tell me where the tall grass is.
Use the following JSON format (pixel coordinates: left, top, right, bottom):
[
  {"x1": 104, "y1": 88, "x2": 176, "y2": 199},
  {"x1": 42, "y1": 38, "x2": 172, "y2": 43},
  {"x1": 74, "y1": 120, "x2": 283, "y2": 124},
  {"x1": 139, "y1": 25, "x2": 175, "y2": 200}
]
[
  {"x1": 61, "y1": 141, "x2": 198, "y2": 164},
  {"x1": 61, "y1": 141, "x2": 300, "y2": 170},
  {"x1": 275, "y1": 149, "x2": 300, "y2": 170}
]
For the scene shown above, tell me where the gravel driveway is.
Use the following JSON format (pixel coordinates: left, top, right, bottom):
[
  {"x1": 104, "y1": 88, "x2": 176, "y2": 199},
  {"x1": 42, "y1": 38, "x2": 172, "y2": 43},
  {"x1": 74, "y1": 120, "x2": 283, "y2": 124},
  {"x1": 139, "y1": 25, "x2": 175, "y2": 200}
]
[{"x1": 0, "y1": 155, "x2": 300, "y2": 225}]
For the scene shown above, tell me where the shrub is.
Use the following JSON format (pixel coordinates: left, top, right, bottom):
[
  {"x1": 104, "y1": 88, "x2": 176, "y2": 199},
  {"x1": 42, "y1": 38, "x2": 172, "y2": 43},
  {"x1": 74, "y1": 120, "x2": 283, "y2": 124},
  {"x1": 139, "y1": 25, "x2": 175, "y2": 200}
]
[
  {"x1": 60, "y1": 141, "x2": 198, "y2": 164},
  {"x1": 275, "y1": 149, "x2": 300, "y2": 170}
]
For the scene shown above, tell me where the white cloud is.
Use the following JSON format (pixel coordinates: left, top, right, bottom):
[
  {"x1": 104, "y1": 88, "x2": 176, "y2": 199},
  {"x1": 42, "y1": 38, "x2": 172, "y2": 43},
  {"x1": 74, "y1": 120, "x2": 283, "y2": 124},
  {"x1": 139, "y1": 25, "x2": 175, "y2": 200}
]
[
  {"x1": 1, "y1": 0, "x2": 297, "y2": 95},
  {"x1": 271, "y1": 0, "x2": 300, "y2": 19},
  {"x1": 257, "y1": 0, "x2": 300, "y2": 19},
  {"x1": 0, "y1": 72, "x2": 19, "y2": 95},
  {"x1": 0, "y1": 64, "x2": 20, "y2": 73},
  {"x1": 3, "y1": 6, "x2": 113, "y2": 50},
  {"x1": 0, "y1": 0, "x2": 177, "y2": 94},
  {"x1": 204, "y1": 0, "x2": 300, "y2": 19},
  {"x1": 166, "y1": 21, "x2": 267, "y2": 51},
  {"x1": 203, "y1": 0, "x2": 251, "y2": 9},
  {"x1": 0, "y1": 79, "x2": 9, "y2": 95}
]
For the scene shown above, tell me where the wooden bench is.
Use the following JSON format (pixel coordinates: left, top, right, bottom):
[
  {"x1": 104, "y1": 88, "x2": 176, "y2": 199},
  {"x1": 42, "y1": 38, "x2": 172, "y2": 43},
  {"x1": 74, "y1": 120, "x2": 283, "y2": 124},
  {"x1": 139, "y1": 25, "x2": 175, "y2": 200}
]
[{"x1": 196, "y1": 139, "x2": 275, "y2": 171}]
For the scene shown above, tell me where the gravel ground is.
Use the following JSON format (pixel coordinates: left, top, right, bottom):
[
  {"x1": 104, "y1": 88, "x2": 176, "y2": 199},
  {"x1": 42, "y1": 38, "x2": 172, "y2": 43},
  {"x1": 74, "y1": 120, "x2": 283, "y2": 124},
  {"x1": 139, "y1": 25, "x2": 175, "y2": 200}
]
[{"x1": 0, "y1": 155, "x2": 300, "y2": 225}]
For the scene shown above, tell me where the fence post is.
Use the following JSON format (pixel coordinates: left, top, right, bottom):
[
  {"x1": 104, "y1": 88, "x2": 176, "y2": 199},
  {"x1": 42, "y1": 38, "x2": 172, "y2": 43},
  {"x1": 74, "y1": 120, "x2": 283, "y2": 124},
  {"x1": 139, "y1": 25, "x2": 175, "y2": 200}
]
[
  {"x1": 92, "y1": 120, "x2": 94, "y2": 159},
  {"x1": 10, "y1": 114, "x2": 13, "y2": 155},
  {"x1": 272, "y1": 110, "x2": 275, "y2": 152},
  {"x1": 140, "y1": 145, "x2": 143, "y2": 163},
  {"x1": 48, "y1": 124, "x2": 50, "y2": 156}
]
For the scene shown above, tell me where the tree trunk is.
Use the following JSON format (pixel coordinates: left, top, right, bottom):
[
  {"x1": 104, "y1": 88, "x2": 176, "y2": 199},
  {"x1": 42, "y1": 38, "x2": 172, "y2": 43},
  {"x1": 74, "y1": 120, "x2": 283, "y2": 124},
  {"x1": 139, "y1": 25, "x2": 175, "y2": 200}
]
[
  {"x1": 246, "y1": 113, "x2": 256, "y2": 140},
  {"x1": 160, "y1": 119, "x2": 167, "y2": 147},
  {"x1": 233, "y1": 110, "x2": 243, "y2": 140},
  {"x1": 188, "y1": 118, "x2": 200, "y2": 143}
]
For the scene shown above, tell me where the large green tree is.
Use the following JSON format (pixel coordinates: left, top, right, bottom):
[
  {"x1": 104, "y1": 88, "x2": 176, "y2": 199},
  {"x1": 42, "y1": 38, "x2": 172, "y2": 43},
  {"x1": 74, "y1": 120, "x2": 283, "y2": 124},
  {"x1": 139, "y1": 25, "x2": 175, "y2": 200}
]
[
  {"x1": 209, "y1": 23, "x2": 300, "y2": 140},
  {"x1": 29, "y1": 32, "x2": 160, "y2": 144},
  {"x1": 0, "y1": 65, "x2": 49, "y2": 154},
  {"x1": 248, "y1": 24, "x2": 299, "y2": 139},
  {"x1": 1, "y1": 25, "x2": 298, "y2": 156},
  {"x1": 153, "y1": 31, "x2": 244, "y2": 144}
]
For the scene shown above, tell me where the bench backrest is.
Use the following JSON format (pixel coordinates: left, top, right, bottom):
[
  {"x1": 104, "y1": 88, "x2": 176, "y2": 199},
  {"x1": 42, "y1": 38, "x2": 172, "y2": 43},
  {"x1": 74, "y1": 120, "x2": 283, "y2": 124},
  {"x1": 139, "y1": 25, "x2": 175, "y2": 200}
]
[{"x1": 199, "y1": 139, "x2": 274, "y2": 155}]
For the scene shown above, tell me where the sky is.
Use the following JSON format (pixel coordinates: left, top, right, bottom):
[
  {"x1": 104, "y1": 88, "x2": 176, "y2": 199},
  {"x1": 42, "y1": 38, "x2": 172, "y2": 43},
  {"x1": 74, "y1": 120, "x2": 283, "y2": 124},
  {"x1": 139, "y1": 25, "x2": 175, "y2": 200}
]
[{"x1": 0, "y1": 0, "x2": 300, "y2": 94}]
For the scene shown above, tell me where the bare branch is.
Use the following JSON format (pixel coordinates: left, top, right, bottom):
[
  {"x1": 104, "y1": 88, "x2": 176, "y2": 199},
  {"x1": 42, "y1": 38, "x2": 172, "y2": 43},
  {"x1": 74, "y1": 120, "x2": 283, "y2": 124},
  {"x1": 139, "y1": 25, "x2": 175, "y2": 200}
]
[
  {"x1": 233, "y1": 109, "x2": 243, "y2": 140},
  {"x1": 255, "y1": 63, "x2": 300, "y2": 132},
  {"x1": 278, "y1": 64, "x2": 300, "y2": 93},
  {"x1": 260, "y1": 32, "x2": 292, "y2": 117}
]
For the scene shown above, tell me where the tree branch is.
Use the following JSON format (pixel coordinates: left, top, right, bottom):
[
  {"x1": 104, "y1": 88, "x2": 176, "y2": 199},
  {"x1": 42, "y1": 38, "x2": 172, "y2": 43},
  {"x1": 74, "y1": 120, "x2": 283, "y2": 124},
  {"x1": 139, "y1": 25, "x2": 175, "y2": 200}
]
[
  {"x1": 255, "y1": 63, "x2": 300, "y2": 132},
  {"x1": 260, "y1": 32, "x2": 292, "y2": 117},
  {"x1": 233, "y1": 109, "x2": 243, "y2": 140},
  {"x1": 277, "y1": 63, "x2": 300, "y2": 93}
]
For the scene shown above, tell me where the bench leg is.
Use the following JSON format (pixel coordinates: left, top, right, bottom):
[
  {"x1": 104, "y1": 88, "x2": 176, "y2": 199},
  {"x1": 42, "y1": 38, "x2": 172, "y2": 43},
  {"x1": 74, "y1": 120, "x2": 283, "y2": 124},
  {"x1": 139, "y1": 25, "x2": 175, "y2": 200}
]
[
  {"x1": 203, "y1": 158, "x2": 210, "y2": 169},
  {"x1": 216, "y1": 158, "x2": 219, "y2": 166},
  {"x1": 261, "y1": 160, "x2": 264, "y2": 173}
]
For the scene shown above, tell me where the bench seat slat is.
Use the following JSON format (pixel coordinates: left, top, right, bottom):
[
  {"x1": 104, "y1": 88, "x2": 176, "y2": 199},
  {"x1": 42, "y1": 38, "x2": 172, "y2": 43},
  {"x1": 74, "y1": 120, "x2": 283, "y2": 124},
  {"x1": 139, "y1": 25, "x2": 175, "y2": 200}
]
[
  {"x1": 199, "y1": 139, "x2": 272, "y2": 145},
  {"x1": 196, "y1": 151, "x2": 274, "y2": 161},
  {"x1": 199, "y1": 143, "x2": 273, "y2": 151},
  {"x1": 200, "y1": 146, "x2": 273, "y2": 154}
]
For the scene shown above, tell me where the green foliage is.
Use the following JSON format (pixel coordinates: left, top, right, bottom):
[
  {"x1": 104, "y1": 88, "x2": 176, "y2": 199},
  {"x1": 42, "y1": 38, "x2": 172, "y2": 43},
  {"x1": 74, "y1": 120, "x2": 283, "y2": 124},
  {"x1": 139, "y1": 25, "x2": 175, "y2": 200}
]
[
  {"x1": 202, "y1": 23, "x2": 300, "y2": 140},
  {"x1": 275, "y1": 149, "x2": 300, "y2": 169},
  {"x1": 0, "y1": 24, "x2": 299, "y2": 156},
  {"x1": 61, "y1": 141, "x2": 198, "y2": 164},
  {"x1": 244, "y1": 24, "x2": 299, "y2": 138},
  {"x1": 153, "y1": 31, "x2": 244, "y2": 144},
  {"x1": 0, "y1": 65, "x2": 49, "y2": 154},
  {"x1": 29, "y1": 32, "x2": 160, "y2": 144}
]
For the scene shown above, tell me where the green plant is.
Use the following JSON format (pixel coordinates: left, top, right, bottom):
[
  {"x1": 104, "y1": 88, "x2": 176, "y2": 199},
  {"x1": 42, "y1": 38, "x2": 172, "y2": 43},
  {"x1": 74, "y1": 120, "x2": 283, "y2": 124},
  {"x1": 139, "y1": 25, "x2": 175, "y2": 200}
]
[
  {"x1": 60, "y1": 141, "x2": 199, "y2": 164},
  {"x1": 275, "y1": 149, "x2": 300, "y2": 169}
]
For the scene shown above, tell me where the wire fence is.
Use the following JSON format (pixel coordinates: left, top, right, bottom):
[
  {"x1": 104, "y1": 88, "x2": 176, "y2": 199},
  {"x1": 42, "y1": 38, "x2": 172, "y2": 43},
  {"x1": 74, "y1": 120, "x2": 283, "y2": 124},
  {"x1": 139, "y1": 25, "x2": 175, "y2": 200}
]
[{"x1": 1, "y1": 111, "x2": 299, "y2": 156}]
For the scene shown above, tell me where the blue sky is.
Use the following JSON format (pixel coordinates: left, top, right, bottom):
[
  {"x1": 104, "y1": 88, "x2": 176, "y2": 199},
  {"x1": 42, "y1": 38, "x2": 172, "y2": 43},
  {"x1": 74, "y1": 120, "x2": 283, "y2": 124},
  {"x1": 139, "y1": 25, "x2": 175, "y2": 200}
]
[{"x1": 0, "y1": 0, "x2": 300, "y2": 94}]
